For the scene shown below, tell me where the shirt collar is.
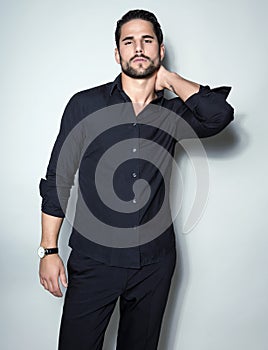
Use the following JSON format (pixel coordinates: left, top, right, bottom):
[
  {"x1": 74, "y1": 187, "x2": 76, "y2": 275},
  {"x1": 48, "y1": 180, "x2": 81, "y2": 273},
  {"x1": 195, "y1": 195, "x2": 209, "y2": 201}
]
[
  {"x1": 109, "y1": 74, "x2": 123, "y2": 95},
  {"x1": 109, "y1": 73, "x2": 165, "y2": 101}
]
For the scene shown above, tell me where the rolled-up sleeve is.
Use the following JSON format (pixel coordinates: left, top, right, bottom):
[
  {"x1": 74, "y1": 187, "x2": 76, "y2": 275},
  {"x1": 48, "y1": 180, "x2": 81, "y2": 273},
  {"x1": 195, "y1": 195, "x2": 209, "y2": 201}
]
[
  {"x1": 39, "y1": 94, "x2": 81, "y2": 217},
  {"x1": 173, "y1": 85, "x2": 234, "y2": 139}
]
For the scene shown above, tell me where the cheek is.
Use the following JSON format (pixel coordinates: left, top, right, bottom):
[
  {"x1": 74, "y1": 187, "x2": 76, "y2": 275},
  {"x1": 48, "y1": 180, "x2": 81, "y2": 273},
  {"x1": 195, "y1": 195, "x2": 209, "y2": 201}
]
[
  {"x1": 150, "y1": 51, "x2": 161, "y2": 63},
  {"x1": 118, "y1": 48, "x2": 131, "y2": 62},
  {"x1": 147, "y1": 45, "x2": 160, "y2": 58}
]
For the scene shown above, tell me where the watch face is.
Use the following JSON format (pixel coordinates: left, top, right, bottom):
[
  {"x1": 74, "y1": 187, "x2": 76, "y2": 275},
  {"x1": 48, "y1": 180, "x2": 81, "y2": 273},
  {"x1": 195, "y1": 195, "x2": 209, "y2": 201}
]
[{"x1": 38, "y1": 246, "x2": 45, "y2": 258}]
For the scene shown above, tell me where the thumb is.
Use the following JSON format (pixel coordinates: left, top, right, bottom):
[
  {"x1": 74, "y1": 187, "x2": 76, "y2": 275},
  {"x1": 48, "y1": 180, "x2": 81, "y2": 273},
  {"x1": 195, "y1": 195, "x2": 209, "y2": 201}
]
[{"x1": 59, "y1": 265, "x2": 68, "y2": 288}]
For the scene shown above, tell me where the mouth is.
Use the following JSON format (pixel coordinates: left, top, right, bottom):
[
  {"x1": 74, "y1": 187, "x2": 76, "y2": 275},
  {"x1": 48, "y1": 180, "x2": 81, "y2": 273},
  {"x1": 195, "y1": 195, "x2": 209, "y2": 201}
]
[{"x1": 132, "y1": 57, "x2": 148, "y2": 63}]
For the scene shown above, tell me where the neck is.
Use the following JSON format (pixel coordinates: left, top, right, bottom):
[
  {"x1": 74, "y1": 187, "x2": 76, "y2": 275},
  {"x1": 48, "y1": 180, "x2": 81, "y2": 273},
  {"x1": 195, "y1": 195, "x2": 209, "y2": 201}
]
[{"x1": 121, "y1": 72, "x2": 157, "y2": 115}]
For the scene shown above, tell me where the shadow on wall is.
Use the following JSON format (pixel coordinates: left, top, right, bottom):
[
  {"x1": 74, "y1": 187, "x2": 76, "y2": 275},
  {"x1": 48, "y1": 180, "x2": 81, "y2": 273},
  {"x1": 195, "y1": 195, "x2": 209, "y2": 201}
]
[
  {"x1": 202, "y1": 116, "x2": 247, "y2": 158},
  {"x1": 158, "y1": 112, "x2": 244, "y2": 349}
]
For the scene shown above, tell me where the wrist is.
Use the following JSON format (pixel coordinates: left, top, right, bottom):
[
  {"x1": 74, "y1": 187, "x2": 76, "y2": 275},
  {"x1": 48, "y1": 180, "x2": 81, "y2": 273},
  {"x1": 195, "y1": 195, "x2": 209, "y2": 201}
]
[
  {"x1": 165, "y1": 72, "x2": 182, "y2": 91},
  {"x1": 40, "y1": 239, "x2": 58, "y2": 247},
  {"x1": 37, "y1": 246, "x2": 58, "y2": 259}
]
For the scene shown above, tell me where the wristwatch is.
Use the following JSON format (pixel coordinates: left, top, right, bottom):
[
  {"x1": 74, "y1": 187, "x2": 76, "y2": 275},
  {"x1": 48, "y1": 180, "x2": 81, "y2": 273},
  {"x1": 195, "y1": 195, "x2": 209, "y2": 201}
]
[{"x1": 37, "y1": 246, "x2": 58, "y2": 259}]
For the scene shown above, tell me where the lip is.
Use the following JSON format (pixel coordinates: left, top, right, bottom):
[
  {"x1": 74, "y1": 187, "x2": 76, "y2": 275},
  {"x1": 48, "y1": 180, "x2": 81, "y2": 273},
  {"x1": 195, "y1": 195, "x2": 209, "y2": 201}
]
[{"x1": 132, "y1": 57, "x2": 148, "y2": 63}]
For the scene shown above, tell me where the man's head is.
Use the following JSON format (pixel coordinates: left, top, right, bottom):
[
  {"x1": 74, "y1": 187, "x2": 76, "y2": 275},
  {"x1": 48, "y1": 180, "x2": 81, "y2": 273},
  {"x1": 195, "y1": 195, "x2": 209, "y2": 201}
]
[
  {"x1": 115, "y1": 10, "x2": 165, "y2": 79},
  {"x1": 115, "y1": 9, "x2": 163, "y2": 49}
]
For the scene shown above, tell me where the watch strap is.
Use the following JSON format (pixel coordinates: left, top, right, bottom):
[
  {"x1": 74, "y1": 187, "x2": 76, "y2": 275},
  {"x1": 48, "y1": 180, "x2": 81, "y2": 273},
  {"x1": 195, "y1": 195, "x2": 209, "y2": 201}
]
[{"x1": 45, "y1": 248, "x2": 58, "y2": 255}]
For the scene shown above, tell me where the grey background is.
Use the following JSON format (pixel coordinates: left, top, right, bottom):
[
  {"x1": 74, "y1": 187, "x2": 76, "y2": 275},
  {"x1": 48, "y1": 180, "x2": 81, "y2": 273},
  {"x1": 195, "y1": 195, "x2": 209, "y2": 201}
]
[{"x1": 1, "y1": 0, "x2": 267, "y2": 349}]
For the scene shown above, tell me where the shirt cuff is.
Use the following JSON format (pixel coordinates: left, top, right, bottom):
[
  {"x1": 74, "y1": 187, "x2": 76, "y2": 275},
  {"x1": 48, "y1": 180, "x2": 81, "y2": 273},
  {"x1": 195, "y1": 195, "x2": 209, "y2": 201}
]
[{"x1": 184, "y1": 85, "x2": 232, "y2": 110}]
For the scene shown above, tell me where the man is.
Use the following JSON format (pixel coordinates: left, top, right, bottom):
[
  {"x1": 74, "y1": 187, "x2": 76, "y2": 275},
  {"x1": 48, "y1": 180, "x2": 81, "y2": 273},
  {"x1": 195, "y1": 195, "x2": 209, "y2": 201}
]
[{"x1": 38, "y1": 9, "x2": 234, "y2": 350}]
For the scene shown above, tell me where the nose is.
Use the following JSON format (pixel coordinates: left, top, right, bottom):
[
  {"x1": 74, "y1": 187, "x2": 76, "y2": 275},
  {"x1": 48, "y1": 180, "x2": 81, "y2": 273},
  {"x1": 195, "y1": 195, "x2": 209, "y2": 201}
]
[{"x1": 135, "y1": 40, "x2": 144, "y2": 54}]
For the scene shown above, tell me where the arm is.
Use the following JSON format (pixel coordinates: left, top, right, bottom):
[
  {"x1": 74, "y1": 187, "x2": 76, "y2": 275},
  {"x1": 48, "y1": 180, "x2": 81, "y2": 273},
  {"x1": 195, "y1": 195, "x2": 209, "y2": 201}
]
[
  {"x1": 155, "y1": 65, "x2": 234, "y2": 138},
  {"x1": 39, "y1": 213, "x2": 67, "y2": 297},
  {"x1": 39, "y1": 94, "x2": 82, "y2": 297}
]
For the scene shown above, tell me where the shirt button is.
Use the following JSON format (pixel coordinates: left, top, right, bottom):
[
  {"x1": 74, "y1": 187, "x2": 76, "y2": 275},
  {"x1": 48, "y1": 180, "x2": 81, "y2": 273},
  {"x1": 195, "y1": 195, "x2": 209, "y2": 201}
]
[
  {"x1": 132, "y1": 172, "x2": 137, "y2": 178},
  {"x1": 132, "y1": 148, "x2": 137, "y2": 153},
  {"x1": 132, "y1": 198, "x2": 137, "y2": 203}
]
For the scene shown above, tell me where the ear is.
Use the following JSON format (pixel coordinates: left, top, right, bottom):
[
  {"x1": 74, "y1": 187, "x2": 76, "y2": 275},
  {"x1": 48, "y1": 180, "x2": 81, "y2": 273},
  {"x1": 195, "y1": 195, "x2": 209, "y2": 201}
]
[
  {"x1": 160, "y1": 43, "x2": 165, "y2": 62},
  {"x1": 115, "y1": 48, "x2": 120, "y2": 64}
]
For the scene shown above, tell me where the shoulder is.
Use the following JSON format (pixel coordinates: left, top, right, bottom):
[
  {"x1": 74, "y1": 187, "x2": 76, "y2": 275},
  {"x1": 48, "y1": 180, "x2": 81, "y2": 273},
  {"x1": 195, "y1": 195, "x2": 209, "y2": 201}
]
[
  {"x1": 70, "y1": 81, "x2": 113, "y2": 105},
  {"x1": 63, "y1": 81, "x2": 114, "y2": 120}
]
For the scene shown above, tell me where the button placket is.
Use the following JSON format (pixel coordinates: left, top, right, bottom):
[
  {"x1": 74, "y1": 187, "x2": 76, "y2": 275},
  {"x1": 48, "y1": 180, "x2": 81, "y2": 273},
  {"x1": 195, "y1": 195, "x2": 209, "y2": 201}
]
[
  {"x1": 130, "y1": 123, "x2": 140, "y2": 231},
  {"x1": 131, "y1": 121, "x2": 139, "y2": 207}
]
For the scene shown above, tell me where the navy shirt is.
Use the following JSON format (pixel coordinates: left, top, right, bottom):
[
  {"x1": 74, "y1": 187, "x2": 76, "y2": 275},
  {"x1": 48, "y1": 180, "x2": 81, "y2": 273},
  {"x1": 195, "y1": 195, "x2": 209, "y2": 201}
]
[{"x1": 39, "y1": 74, "x2": 234, "y2": 268}]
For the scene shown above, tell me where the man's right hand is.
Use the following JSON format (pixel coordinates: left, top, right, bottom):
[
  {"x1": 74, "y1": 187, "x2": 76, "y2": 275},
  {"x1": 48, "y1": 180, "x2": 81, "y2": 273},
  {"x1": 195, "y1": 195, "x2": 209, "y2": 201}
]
[{"x1": 39, "y1": 254, "x2": 68, "y2": 297}]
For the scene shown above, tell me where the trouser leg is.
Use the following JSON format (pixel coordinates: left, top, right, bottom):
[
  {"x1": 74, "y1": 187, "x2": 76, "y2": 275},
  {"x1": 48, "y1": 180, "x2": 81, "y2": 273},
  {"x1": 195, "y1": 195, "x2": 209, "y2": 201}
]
[
  {"x1": 116, "y1": 250, "x2": 176, "y2": 350},
  {"x1": 58, "y1": 250, "x2": 124, "y2": 350}
]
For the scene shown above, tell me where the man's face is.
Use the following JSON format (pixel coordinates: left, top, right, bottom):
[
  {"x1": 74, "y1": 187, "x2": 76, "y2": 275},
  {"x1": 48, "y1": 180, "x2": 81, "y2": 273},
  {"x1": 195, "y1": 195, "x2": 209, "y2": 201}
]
[{"x1": 115, "y1": 19, "x2": 165, "y2": 79}]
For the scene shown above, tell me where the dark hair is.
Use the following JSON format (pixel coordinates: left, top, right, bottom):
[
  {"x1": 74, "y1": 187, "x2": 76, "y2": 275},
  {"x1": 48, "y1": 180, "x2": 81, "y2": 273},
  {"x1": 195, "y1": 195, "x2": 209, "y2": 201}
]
[{"x1": 115, "y1": 9, "x2": 163, "y2": 49}]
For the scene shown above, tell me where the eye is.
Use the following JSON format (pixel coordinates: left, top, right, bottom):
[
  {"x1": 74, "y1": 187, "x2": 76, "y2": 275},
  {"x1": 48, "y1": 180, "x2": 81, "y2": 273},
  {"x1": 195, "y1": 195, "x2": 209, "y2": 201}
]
[
  {"x1": 144, "y1": 39, "x2": 153, "y2": 43},
  {"x1": 124, "y1": 41, "x2": 132, "y2": 45}
]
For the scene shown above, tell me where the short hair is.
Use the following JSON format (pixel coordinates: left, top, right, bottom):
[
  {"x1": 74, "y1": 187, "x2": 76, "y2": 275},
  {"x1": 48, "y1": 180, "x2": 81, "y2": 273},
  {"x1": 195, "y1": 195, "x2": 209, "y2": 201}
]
[{"x1": 115, "y1": 9, "x2": 163, "y2": 49}]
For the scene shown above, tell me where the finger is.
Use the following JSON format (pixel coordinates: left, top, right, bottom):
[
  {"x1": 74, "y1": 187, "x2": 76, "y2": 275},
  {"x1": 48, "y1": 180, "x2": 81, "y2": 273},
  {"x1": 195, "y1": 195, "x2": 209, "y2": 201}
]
[
  {"x1": 42, "y1": 279, "x2": 49, "y2": 290},
  {"x1": 48, "y1": 278, "x2": 62, "y2": 298},
  {"x1": 40, "y1": 278, "x2": 45, "y2": 287},
  {"x1": 60, "y1": 268, "x2": 68, "y2": 288}
]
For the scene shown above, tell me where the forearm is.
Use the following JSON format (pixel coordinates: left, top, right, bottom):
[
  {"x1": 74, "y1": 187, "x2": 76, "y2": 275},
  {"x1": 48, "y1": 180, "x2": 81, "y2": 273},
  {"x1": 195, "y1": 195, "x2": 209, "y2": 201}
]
[
  {"x1": 165, "y1": 73, "x2": 200, "y2": 101},
  {"x1": 174, "y1": 84, "x2": 234, "y2": 138},
  {"x1": 40, "y1": 212, "x2": 63, "y2": 247},
  {"x1": 156, "y1": 66, "x2": 200, "y2": 101}
]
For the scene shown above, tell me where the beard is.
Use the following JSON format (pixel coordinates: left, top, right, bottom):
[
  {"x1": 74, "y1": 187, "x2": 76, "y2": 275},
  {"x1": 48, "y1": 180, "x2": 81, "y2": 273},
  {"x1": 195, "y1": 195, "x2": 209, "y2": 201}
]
[{"x1": 120, "y1": 54, "x2": 161, "y2": 79}]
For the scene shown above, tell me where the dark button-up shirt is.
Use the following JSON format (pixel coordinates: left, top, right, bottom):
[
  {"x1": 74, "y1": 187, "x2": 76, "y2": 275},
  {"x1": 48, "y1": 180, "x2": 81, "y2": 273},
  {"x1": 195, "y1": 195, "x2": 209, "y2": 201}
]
[{"x1": 39, "y1": 74, "x2": 234, "y2": 268}]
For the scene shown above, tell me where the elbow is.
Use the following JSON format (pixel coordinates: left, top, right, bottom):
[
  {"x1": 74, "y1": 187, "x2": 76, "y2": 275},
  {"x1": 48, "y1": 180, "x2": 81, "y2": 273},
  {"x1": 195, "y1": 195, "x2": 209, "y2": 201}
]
[
  {"x1": 199, "y1": 105, "x2": 234, "y2": 138},
  {"x1": 212, "y1": 102, "x2": 235, "y2": 131},
  {"x1": 219, "y1": 104, "x2": 235, "y2": 130},
  {"x1": 225, "y1": 104, "x2": 235, "y2": 123}
]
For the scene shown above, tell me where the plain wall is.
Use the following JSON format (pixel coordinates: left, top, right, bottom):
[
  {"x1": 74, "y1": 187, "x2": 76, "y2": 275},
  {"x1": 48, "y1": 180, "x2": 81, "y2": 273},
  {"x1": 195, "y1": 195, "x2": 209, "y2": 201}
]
[{"x1": 1, "y1": 0, "x2": 268, "y2": 349}]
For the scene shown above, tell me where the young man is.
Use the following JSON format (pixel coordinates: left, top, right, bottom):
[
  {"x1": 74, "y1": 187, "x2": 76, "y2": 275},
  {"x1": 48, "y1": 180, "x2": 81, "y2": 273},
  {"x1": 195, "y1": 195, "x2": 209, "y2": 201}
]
[{"x1": 39, "y1": 9, "x2": 234, "y2": 350}]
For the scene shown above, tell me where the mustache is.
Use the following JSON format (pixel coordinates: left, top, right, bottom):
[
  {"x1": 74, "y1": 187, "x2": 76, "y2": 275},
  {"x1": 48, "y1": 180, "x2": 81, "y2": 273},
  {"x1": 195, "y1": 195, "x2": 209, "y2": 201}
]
[{"x1": 130, "y1": 54, "x2": 151, "y2": 61}]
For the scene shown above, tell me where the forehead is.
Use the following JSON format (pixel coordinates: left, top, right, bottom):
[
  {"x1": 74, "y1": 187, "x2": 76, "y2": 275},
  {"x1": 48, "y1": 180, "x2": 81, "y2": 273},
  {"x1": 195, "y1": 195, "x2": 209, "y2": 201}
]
[{"x1": 120, "y1": 19, "x2": 155, "y2": 39}]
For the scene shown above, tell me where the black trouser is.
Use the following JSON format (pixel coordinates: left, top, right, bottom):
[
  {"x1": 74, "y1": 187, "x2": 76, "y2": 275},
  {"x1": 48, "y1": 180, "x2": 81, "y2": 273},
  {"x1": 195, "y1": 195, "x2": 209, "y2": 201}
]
[{"x1": 59, "y1": 249, "x2": 176, "y2": 350}]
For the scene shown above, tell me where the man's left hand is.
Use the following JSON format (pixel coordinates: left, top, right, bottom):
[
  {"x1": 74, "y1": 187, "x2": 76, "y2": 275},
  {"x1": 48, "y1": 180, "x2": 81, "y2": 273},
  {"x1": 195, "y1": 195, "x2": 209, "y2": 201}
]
[{"x1": 155, "y1": 65, "x2": 173, "y2": 91}]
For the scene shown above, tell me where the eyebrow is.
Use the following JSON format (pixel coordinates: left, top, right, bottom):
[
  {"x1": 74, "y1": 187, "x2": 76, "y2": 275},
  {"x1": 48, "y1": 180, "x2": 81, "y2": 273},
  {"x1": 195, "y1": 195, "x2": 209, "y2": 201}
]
[{"x1": 121, "y1": 35, "x2": 155, "y2": 42}]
